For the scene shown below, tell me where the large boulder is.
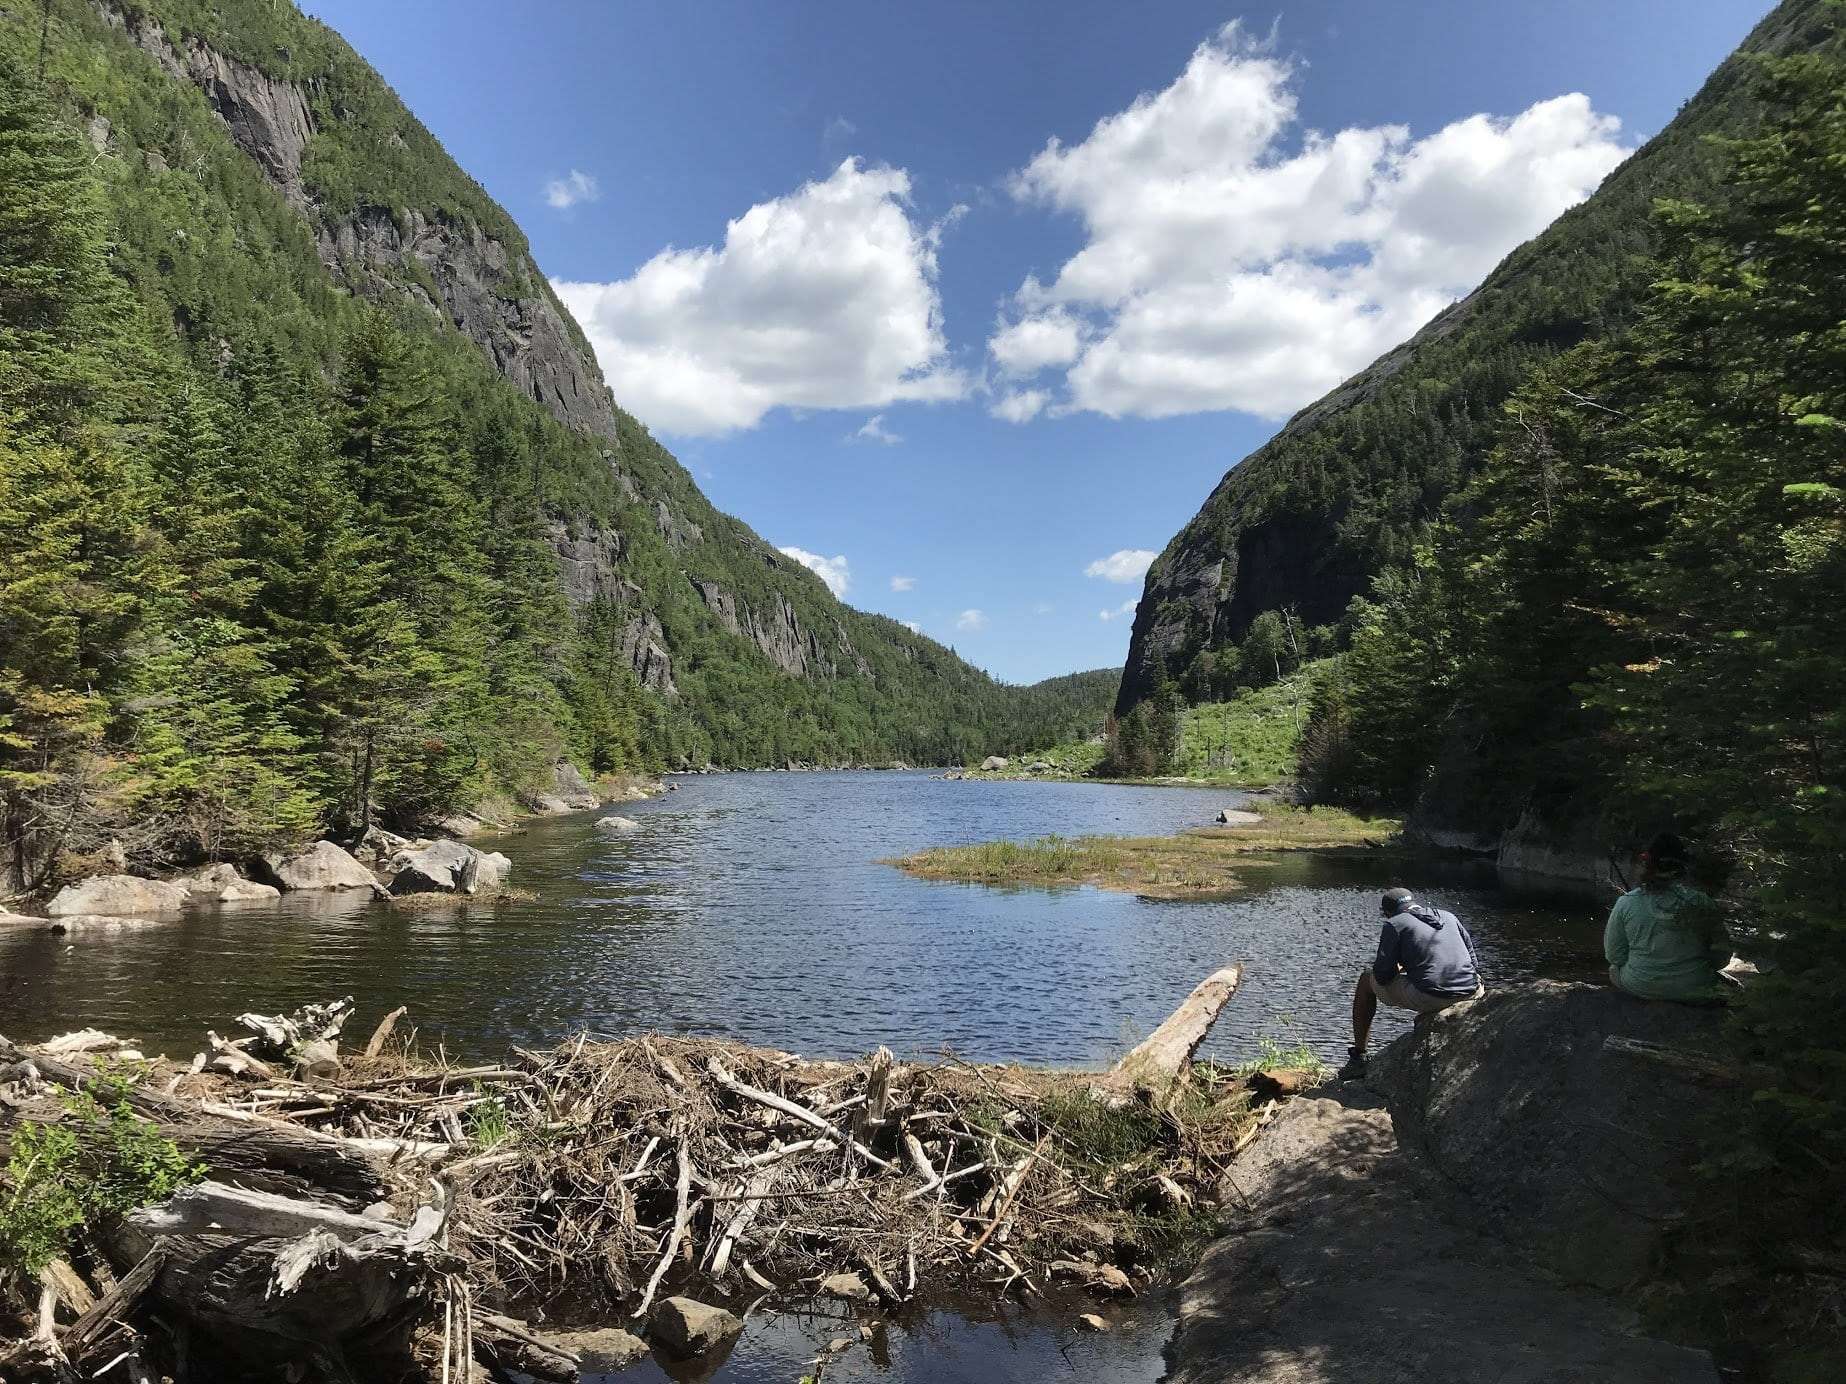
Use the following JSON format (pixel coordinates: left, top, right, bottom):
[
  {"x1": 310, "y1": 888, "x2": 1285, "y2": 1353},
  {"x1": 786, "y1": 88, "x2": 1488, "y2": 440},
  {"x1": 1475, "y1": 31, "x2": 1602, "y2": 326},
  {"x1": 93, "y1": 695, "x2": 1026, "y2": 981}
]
[
  {"x1": 179, "y1": 864, "x2": 280, "y2": 904},
  {"x1": 46, "y1": 874, "x2": 188, "y2": 917},
  {"x1": 648, "y1": 1296, "x2": 741, "y2": 1358},
  {"x1": 254, "y1": 841, "x2": 378, "y2": 892},
  {"x1": 1369, "y1": 981, "x2": 1739, "y2": 1292},
  {"x1": 350, "y1": 825, "x2": 414, "y2": 872},
  {"x1": 550, "y1": 759, "x2": 602, "y2": 810},
  {"x1": 594, "y1": 815, "x2": 641, "y2": 834},
  {"x1": 387, "y1": 840, "x2": 511, "y2": 895},
  {"x1": 980, "y1": 756, "x2": 1009, "y2": 771}
]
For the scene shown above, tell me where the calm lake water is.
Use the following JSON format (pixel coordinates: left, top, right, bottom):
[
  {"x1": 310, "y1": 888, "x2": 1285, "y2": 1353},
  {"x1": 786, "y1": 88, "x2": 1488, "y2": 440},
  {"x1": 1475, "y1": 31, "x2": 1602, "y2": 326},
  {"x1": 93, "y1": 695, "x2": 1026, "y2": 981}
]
[
  {"x1": 0, "y1": 770, "x2": 1607, "y2": 1065},
  {"x1": 0, "y1": 771, "x2": 1612, "y2": 1383}
]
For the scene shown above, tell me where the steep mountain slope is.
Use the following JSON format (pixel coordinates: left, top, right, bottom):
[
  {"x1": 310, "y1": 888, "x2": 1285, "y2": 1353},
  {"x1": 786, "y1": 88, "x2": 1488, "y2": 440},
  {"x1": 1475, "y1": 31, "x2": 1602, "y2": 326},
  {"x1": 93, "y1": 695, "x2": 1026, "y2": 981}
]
[
  {"x1": 1117, "y1": 0, "x2": 1834, "y2": 713},
  {"x1": 11, "y1": 0, "x2": 1103, "y2": 773}
]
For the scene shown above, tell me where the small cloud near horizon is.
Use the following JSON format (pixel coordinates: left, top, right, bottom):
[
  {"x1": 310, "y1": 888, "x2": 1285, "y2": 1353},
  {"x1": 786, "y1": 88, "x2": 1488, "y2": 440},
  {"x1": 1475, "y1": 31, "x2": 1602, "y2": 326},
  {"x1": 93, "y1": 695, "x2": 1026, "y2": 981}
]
[
  {"x1": 1085, "y1": 549, "x2": 1156, "y2": 583},
  {"x1": 778, "y1": 545, "x2": 851, "y2": 597},
  {"x1": 890, "y1": 575, "x2": 916, "y2": 592},
  {"x1": 901, "y1": 619, "x2": 921, "y2": 633},
  {"x1": 1099, "y1": 598, "x2": 1138, "y2": 622},
  {"x1": 956, "y1": 608, "x2": 987, "y2": 632},
  {"x1": 544, "y1": 169, "x2": 599, "y2": 210},
  {"x1": 850, "y1": 414, "x2": 903, "y2": 445}
]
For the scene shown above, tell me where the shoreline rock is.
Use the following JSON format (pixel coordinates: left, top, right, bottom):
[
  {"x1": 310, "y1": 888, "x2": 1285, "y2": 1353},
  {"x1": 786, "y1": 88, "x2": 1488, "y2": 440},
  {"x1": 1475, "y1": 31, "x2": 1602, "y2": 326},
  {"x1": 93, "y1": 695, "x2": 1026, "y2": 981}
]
[
  {"x1": 386, "y1": 840, "x2": 511, "y2": 896},
  {"x1": 253, "y1": 840, "x2": 379, "y2": 892},
  {"x1": 1170, "y1": 983, "x2": 1731, "y2": 1383},
  {"x1": 46, "y1": 874, "x2": 189, "y2": 917}
]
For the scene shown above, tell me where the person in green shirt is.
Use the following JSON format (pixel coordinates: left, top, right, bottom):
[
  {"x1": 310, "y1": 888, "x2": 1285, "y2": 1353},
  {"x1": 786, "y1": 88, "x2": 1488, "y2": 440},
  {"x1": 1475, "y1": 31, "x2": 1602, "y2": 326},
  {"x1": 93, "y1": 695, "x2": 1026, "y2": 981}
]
[{"x1": 1604, "y1": 833, "x2": 1732, "y2": 1003}]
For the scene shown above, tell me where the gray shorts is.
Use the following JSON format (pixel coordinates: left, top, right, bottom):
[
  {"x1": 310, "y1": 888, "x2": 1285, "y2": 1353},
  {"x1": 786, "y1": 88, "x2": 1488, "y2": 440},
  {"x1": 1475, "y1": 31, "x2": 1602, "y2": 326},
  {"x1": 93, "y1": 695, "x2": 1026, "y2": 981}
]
[{"x1": 1375, "y1": 974, "x2": 1484, "y2": 1014}]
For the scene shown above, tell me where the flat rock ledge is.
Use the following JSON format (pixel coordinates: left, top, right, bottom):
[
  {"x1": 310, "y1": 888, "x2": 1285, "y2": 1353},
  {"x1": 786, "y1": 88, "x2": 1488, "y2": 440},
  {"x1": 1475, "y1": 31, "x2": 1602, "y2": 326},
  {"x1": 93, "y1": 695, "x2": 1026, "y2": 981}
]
[{"x1": 1170, "y1": 982, "x2": 1731, "y2": 1384}]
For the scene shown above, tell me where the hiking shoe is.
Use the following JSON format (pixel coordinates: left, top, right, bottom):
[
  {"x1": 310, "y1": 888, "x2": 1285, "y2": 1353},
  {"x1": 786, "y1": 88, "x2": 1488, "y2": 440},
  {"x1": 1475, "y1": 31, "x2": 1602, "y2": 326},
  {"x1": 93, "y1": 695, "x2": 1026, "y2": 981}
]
[{"x1": 1336, "y1": 1046, "x2": 1367, "y2": 1081}]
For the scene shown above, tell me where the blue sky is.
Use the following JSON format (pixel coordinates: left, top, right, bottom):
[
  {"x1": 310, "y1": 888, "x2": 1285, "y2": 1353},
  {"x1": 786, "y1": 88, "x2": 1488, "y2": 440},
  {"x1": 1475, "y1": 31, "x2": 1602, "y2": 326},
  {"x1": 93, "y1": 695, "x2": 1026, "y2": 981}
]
[{"x1": 303, "y1": 0, "x2": 1768, "y2": 684}]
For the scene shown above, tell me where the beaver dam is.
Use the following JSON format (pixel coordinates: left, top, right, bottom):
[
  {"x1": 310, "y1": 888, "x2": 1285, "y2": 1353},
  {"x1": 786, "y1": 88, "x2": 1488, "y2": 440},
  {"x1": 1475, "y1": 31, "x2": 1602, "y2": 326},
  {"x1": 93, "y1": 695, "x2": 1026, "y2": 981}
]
[{"x1": 0, "y1": 968, "x2": 1304, "y2": 1382}]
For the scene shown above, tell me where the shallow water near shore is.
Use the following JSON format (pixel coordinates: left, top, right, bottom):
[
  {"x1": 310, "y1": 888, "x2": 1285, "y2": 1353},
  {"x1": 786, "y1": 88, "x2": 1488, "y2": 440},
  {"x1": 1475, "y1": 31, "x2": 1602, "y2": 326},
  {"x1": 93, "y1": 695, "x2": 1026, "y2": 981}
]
[
  {"x1": 1, "y1": 771, "x2": 1608, "y2": 1065},
  {"x1": 0, "y1": 772, "x2": 1612, "y2": 1380}
]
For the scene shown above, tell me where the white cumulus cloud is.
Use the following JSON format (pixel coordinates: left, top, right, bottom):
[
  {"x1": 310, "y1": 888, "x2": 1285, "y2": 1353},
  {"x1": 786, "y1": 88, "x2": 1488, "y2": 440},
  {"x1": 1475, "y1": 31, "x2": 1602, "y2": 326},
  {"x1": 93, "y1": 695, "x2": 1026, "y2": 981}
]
[
  {"x1": 1085, "y1": 549, "x2": 1156, "y2": 583},
  {"x1": 992, "y1": 23, "x2": 1630, "y2": 421},
  {"x1": 901, "y1": 619, "x2": 921, "y2": 634},
  {"x1": 778, "y1": 546, "x2": 851, "y2": 598},
  {"x1": 1099, "y1": 599, "x2": 1138, "y2": 622},
  {"x1": 555, "y1": 159, "x2": 966, "y2": 436},
  {"x1": 850, "y1": 413, "x2": 902, "y2": 445},
  {"x1": 956, "y1": 609, "x2": 987, "y2": 632},
  {"x1": 990, "y1": 389, "x2": 1050, "y2": 424},
  {"x1": 544, "y1": 169, "x2": 599, "y2": 210},
  {"x1": 890, "y1": 575, "x2": 916, "y2": 592}
]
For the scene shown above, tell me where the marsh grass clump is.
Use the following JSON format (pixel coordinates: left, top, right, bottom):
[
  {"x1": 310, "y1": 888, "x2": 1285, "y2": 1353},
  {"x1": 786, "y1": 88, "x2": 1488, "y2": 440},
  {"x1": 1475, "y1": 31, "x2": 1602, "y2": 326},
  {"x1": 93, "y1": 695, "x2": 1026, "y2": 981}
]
[{"x1": 888, "y1": 802, "x2": 1400, "y2": 897}]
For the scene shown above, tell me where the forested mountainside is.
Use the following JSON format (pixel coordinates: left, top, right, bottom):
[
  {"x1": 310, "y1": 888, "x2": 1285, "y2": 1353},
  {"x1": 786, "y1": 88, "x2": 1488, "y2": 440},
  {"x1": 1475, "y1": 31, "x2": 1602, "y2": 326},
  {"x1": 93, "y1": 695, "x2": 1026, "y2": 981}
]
[
  {"x1": 0, "y1": 0, "x2": 1116, "y2": 885},
  {"x1": 1116, "y1": 0, "x2": 1836, "y2": 714},
  {"x1": 1312, "y1": 14, "x2": 1846, "y2": 1216}
]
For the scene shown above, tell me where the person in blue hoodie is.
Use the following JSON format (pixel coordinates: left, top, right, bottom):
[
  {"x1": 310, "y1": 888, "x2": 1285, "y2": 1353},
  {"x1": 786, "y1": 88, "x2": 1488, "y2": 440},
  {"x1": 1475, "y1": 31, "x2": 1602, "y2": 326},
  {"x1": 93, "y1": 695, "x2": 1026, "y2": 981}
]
[{"x1": 1338, "y1": 887, "x2": 1484, "y2": 1080}]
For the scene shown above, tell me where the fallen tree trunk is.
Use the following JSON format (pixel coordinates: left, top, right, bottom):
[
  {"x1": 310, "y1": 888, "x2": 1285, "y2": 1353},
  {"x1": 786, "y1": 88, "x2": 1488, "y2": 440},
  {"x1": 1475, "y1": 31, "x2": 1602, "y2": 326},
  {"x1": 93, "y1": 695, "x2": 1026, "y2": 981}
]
[
  {"x1": 108, "y1": 1181, "x2": 446, "y2": 1358},
  {"x1": 1111, "y1": 965, "x2": 1244, "y2": 1107}
]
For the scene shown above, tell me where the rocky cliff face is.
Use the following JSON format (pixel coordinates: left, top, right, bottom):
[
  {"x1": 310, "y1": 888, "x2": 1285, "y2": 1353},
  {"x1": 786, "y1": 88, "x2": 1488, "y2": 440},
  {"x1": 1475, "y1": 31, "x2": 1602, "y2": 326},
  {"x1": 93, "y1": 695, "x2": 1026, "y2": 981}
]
[
  {"x1": 692, "y1": 580, "x2": 871, "y2": 680},
  {"x1": 108, "y1": 3, "x2": 620, "y2": 446}
]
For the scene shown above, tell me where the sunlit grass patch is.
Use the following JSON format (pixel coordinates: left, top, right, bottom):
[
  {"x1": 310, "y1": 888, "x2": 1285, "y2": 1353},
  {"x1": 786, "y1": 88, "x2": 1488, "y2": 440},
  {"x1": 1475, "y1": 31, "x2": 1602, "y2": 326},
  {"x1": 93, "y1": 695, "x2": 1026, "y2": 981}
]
[{"x1": 886, "y1": 802, "x2": 1400, "y2": 897}]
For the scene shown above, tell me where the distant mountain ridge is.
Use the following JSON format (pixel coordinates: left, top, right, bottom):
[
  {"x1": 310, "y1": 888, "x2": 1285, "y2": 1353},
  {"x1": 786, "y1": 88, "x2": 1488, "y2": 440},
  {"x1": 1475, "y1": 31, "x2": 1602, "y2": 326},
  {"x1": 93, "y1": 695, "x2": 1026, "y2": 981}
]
[
  {"x1": 20, "y1": 0, "x2": 1108, "y2": 768},
  {"x1": 1117, "y1": 0, "x2": 1834, "y2": 713}
]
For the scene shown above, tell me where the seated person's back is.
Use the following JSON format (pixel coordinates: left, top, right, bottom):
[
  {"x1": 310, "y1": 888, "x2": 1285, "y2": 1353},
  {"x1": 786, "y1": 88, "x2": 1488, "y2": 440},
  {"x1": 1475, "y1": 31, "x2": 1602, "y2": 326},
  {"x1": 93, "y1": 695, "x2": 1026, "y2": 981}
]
[{"x1": 1605, "y1": 833, "x2": 1729, "y2": 1002}]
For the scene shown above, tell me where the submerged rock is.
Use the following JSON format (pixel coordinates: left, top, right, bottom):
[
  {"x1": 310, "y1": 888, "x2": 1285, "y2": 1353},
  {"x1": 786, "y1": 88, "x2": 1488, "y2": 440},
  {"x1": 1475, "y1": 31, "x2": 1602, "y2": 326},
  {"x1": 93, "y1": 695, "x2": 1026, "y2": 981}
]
[
  {"x1": 819, "y1": 1271, "x2": 872, "y2": 1303},
  {"x1": 387, "y1": 840, "x2": 511, "y2": 895},
  {"x1": 47, "y1": 874, "x2": 189, "y2": 916},
  {"x1": 254, "y1": 841, "x2": 378, "y2": 892},
  {"x1": 649, "y1": 1296, "x2": 741, "y2": 1358},
  {"x1": 595, "y1": 815, "x2": 641, "y2": 833},
  {"x1": 542, "y1": 1327, "x2": 648, "y2": 1371}
]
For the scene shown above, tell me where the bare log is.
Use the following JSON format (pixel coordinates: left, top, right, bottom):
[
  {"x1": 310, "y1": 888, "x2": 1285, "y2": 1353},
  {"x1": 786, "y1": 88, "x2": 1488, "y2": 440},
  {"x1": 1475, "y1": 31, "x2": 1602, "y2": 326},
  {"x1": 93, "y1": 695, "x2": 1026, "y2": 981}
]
[
  {"x1": 1111, "y1": 965, "x2": 1244, "y2": 1105},
  {"x1": 362, "y1": 1007, "x2": 408, "y2": 1059},
  {"x1": 634, "y1": 1133, "x2": 695, "y2": 1319},
  {"x1": 108, "y1": 1182, "x2": 442, "y2": 1350},
  {"x1": 1600, "y1": 1035, "x2": 1772, "y2": 1087},
  {"x1": 62, "y1": 1245, "x2": 167, "y2": 1359}
]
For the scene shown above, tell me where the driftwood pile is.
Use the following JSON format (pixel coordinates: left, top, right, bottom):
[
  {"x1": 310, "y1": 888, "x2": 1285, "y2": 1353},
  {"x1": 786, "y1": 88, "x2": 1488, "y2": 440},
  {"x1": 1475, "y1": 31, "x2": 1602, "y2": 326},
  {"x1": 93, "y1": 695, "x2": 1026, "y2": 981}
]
[{"x1": 0, "y1": 968, "x2": 1302, "y2": 1382}]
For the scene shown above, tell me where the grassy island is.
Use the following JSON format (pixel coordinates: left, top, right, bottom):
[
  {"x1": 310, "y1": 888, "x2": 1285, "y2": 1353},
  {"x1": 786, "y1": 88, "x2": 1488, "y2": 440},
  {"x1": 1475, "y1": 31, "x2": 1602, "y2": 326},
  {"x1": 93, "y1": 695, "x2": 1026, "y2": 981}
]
[{"x1": 887, "y1": 802, "x2": 1400, "y2": 898}]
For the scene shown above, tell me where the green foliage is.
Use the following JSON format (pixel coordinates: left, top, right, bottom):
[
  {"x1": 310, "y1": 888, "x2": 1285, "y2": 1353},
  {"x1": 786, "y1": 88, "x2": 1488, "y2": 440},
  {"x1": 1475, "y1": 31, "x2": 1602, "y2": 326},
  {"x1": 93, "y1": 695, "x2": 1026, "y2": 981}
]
[
  {"x1": 1, "y1": 1078, "x2": 204, "y2": 1276},
  {"x1": 1316, "y1": 25, "x2": 1846, "y2": 1223},
  {"x1": 1171, "y1": 660, "x2": 1328, "y2": 785},
  {"x1": 1234, "y1": 1034, "x2": 1327, "y2": 1079},
  {"x1": 465, "y1": 1097, "x2": 513, "y2": 1151},
  {"x1": 0, "y1": 0, "x2": 1140, "y2": 884},
  {"x1": 1037, "y1": 1087, "x2": 1165, "y2": 1167}
]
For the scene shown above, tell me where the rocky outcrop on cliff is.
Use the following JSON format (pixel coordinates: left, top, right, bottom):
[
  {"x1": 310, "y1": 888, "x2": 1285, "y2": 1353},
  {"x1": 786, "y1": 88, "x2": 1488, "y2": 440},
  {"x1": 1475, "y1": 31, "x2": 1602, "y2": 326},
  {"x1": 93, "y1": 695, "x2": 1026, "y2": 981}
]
[
  {"x1": 107, "y1": 5, "x2": 315, "y2": 207},
  {"x1": 314, "y1": 206, "x2": 617, "y2": 441},
  {"x1": 691, "y1": 579, "x2": 871, "y2": 680}
]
